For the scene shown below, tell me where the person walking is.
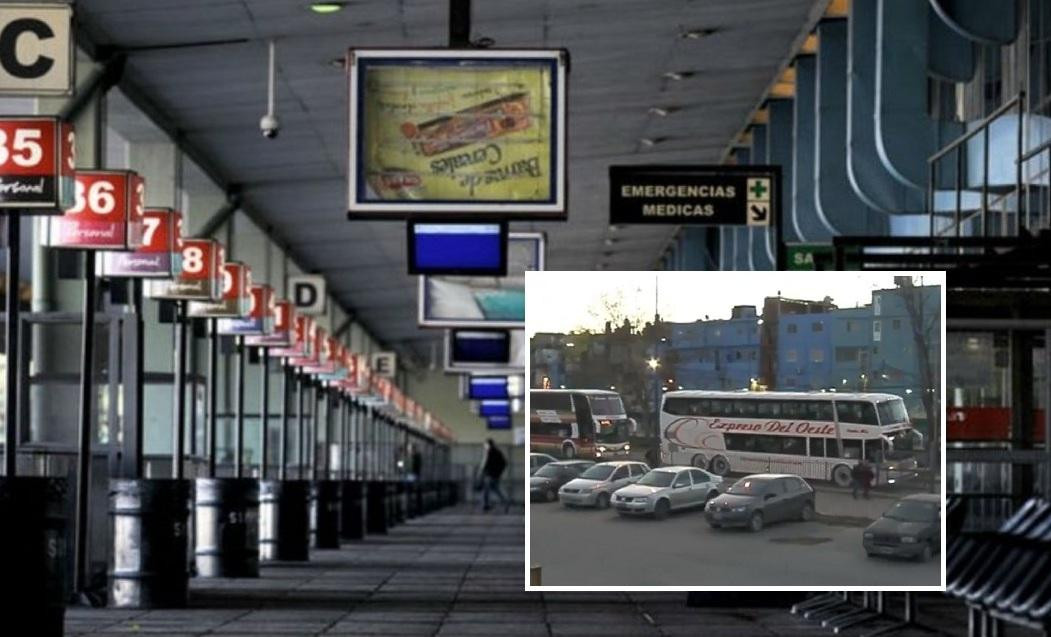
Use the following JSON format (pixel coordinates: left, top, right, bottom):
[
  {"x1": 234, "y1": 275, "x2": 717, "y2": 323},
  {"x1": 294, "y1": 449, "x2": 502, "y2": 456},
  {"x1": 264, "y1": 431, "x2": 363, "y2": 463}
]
[
  {"x1": 851, "y1": 459, "x2": 874, "y2": 500},
  {"x1": 478, "y1": 438, "x2": 510, "y2": 512}
]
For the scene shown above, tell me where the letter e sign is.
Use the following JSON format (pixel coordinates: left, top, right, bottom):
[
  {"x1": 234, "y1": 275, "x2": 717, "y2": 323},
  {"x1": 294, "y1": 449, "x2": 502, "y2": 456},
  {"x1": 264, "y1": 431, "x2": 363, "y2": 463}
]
[
  {"x1": 371, "y1": 352, "x2": 396, "y2": 378},
  {"x1": 288, "y1": 274, "x2": 326, "y2": 316},
  {"x1": 0, "y1": 4, "x2": 73, "y2": 96}
]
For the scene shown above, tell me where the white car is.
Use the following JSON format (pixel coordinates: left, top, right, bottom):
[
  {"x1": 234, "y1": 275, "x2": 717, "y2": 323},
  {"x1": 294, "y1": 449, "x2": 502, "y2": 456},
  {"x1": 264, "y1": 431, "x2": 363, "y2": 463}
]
[
  {"x1": 558, "y1": 461, "x2": 650, "y2": 508},
  {"x1": 612, "y1": 466, "x2": 724, "y2": 519}
]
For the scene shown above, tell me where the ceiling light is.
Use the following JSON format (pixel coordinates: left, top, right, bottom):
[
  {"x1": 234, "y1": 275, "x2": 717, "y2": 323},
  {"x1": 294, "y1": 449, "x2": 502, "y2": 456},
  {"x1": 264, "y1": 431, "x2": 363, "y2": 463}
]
[
  {"x1": 310, "y1": 2, "x2": 347, "y2": 14},
  {"x1": 648, "y1": 106, "x2": 681, "y2": 117},
  {"x1": 609, "y1": 225, "x2": 622, "y2": 232},
  {"x1": 662, "y1": 71, "x2": 694, "y2": 81},
  {"x1": 639, "y1": 136, "x2": 668, "y2": 147},
  {"x1": 680, "y1": 27, "x2": 719, "y2": 40},
  {"x1": 604, "y1": 237, "x2": 618, "y2": 246}
]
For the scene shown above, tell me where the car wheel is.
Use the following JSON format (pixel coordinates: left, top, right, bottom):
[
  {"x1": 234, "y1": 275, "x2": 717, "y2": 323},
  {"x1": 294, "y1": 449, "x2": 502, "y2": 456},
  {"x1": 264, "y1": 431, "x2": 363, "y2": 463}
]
[
  {"x1": 708, "y1": 522, "x2": 721, "y2": 529},
  {"x1": 654, "y1": 499, "x2": 670, "y2": 520},
  {"x1": 749, "y1": 511, "x2": 764, "y2": 532},
  {"x1": 708, "y1": 455, "x2": 730, "y2": 476},
  {"x1": 546, "y1": 489, "x2": 557, "y2": 502},
  {"x1": 918, "y1": 542, "x2": 934, "y2": 563},
  {"x1": 562, "y1": 443, "x2": 576, "y2": 459},
  {"x1": 691, "y1": 454, "x2": 708, "y2": 469},
  {"x1": 597, "y1": 493, "x2": 610, "y2": 509},
  {"x1": 800, "y1": 502, "x2": 815, "y2": 522},
  {"x1": 831, "y1": 464, "x2": 853, "y2": 488},
  {"x1": 706, "y1": 490, "x2": 719, "y2": 503}
]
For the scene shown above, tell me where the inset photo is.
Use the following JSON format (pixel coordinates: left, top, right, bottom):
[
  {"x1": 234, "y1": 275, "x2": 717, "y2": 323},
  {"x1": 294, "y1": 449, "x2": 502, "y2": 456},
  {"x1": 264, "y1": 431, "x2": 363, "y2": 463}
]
[{"x1": 525, "y1": 271, "x2": 945, "y2": 590}]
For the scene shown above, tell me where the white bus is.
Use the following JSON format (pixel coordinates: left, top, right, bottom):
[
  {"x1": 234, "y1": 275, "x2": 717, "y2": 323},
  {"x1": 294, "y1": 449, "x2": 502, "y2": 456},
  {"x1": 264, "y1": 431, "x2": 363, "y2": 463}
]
[{"x1": 659, "y1": 391, "x2": 923, "y2": 487}]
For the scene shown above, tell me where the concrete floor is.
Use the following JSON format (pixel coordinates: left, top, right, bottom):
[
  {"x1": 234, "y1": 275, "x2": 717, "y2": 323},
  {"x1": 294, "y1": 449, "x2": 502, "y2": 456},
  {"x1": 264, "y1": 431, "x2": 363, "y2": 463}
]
[{"x1": 64, "y1": 506, "x2": 1031, "y2": 637}]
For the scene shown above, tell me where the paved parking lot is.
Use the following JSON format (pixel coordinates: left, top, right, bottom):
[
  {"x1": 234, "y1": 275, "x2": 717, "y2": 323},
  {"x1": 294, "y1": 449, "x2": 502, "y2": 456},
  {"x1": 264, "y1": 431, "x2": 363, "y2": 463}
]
[{"x1": 529, "y1": 500, "x2": 941, "y2": 588}]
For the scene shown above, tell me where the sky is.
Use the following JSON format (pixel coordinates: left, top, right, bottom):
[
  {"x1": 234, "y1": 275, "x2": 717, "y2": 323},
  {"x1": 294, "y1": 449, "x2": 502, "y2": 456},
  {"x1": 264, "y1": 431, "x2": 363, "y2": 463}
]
[{"x1": 525, "y1": 271, "x2": 944, "y2": 337}]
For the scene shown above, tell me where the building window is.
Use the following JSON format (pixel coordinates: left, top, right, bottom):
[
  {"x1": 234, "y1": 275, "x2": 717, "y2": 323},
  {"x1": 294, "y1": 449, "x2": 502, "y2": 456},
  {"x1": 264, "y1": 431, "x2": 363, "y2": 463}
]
[
  {"x1": 811, "y1": 349, "x2": 825, "y2": 363},
  {"x1": 735, "y1": 350, "x2": 742, "y2": 360},
  {"x1": 873, "y1": 319, "x2": 882, "y2": 342},
  {"x1": 835, "y1": 346, "x2": 861, "y2": 363},
  {"x1": 874, "y1": 294, "x2": 882, "y2": 316},
  {"x1": 845, "y1": 320, "x2": 853, "y2": 332},
  {"x1": 787, "y1": 324, "x2": 798, "y2": 334},
  {"x1": 749, "y1": 350, "x2": 757, "y2": 360},
  {"x1": 713, "y1": 328, "x2": 721, "y2": 338},
  {"x1": 892, "y1": 319, "x2": 901, "y2": 330},
  {"x1": 786, "y1": 349, "x2": 797, "y2": 363},
  {"x1": 812, "y1": 322, "x2": 823, "y2": 332}
]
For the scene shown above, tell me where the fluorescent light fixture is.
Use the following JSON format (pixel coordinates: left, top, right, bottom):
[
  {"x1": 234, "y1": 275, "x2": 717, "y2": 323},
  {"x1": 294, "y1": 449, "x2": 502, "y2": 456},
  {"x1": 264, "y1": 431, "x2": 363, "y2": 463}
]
[{"x1": 310, "y1": 2, "x2": 346, "y2": 14}]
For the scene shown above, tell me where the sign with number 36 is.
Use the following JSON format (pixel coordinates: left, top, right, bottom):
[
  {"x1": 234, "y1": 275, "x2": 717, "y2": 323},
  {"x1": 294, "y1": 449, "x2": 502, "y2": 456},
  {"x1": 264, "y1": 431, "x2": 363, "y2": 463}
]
[{"x1": 45, "y1": 169, "x2": 145, "y2": 249}]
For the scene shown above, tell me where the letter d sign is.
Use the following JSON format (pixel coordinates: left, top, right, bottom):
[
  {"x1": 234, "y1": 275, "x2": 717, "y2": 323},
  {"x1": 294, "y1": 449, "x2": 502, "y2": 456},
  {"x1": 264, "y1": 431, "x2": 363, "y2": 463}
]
[
  {"x1": 288, "y1": 274, "x2": 326, "y2": 316},
  {"x1": 0, "y1": 4, "x2": 73, "y2": 96}
]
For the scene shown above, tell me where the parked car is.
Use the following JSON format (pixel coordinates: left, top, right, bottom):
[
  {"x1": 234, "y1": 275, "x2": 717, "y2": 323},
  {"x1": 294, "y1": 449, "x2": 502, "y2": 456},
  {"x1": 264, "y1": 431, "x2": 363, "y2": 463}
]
[
  {"x1": 705, "y1": 474, "x2": 815, "y2": 532},
  {"x1": 611, "y1": 466, "x2": 723, "y2": 519},
  {"x1": 529, "y1": 460, "x2": 594, "y2": 502},
  {"x1": 559, "y1": 461, "x2": 650, "y2": 508},
  {"x1": 863, "y1": 493, "x2": 941, "y2": 561},
  {"x1": 530, "y1": 452, "x2": 558, "y2": 476}
]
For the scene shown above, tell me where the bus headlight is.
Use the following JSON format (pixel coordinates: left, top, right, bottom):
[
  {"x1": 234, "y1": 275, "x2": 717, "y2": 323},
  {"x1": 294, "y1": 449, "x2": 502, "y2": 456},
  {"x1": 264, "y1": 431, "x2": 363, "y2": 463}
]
[
  {"x1": 597, "y1": 446, "x2": 607, "y2": 453},
  {"x1": 624, "y1": 444, "x2": 631, "y2": 451},
  {"x1": 901, "y1": 536, "x2": 917, "y2": 544}
]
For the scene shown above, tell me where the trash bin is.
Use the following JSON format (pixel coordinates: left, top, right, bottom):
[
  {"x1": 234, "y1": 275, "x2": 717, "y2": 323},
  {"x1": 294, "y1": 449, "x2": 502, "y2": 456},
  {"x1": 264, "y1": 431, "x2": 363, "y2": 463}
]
[
  {"x1": 366, "y1": 480, "x2": 388, "y2": 535},
  {"x1": 310, "y1": 480, "x2": 341, "y2": 549},
  {"x1": 259, "y1": 480, "x2": 309, "y2": 562},
  {"x1": 0, "y1": 476, "x2": 70, "y2": 635},
  {"x1": 194, "y1": 478, "x2": 259, "y2": 578},
  {"x1": 108, "y1": 478, "x2": 191, "y2": 609},
  {"x1": 339, "y1": 481, "x2": 366, "y2": 540}
]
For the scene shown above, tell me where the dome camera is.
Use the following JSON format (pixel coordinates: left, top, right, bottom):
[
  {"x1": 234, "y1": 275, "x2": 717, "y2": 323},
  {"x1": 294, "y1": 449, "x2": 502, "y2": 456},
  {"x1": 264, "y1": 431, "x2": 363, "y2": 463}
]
[{"x1": 260, "y1": 113, "x2": 280, "y2": 139}]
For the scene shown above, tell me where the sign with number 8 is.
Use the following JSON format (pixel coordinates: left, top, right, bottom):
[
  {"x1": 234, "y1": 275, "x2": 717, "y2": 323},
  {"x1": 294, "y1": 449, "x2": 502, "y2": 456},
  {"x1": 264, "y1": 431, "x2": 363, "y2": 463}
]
[
  {"x1": 45, "y1": 170, "x2": 145, "y2": 249},
  {"x1": 0, "y1": 116, "x2": 75, "y2": 211},
  {"x1": 146, "y1": 238, "x2": 222, "y2": 300}
]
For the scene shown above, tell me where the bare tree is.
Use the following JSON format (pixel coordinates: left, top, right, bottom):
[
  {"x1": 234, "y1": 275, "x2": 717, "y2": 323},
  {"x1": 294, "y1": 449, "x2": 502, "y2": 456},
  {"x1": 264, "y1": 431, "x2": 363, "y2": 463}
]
[
  {"x1": 898, "y1": 280, "x2": 941, "y2": 493},
  {"x1": 576, "y1": 289, "x2": 648, "y2": 334}
]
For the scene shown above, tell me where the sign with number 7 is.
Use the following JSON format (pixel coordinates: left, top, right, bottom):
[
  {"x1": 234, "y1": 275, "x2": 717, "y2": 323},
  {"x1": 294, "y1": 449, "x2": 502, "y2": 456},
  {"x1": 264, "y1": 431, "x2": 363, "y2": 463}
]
[
  {"x1": 97, "y1": 208, "x2": 182, "y2": 278},
  {"x1": 0, "y1": 116, "x2": 75, "y2": 211},
  {"x1": 146, "y1": 238, "x2": 222, "y2": 300},
  {"x1": 45, "y1": 169, "x2": 145, "y2": 249}
]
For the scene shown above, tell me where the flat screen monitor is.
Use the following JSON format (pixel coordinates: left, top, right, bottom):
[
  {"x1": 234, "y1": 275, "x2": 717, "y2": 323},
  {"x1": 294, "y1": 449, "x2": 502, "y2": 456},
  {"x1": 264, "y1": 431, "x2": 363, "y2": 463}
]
[
  {"x1": 407, "y1": 222, "x2": 507, "y2": 276},
  {"x1": 445, "y1": 329, "x2": 524, "y2": 373},
  {"x1": 486, "y1": 414, "x2": 511, "y2": 429},
  {"x1": 469, "y1": 376, "x2": 509, "y2": 400},
  {"x1": 479, "y1": 399, "x2": 511, "y2": 417}
]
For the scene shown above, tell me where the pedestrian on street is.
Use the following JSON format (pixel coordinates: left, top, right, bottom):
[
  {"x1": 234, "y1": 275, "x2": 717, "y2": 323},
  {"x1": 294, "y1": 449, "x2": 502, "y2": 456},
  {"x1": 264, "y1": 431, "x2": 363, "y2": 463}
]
[
  {"x1": 851, "y1": 459, "x2": 874, "y2": 500},
  {"x1": 478, "y1": 438, "x2": 510, "y2": 512}
]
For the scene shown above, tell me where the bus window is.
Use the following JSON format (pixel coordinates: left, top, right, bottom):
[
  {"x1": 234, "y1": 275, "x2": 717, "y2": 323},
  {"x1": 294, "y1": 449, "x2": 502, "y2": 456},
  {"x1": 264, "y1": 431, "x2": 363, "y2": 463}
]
[
  {"x1": 725, "y1": 433, "x2": 757, "y2": 452},
  {"x1": 877, "y1": 399, "x2": 908, "y2": 425},
  {"x1": 663, "y1": 397, "x2": 691, "y2": 415},
  {"x1": 809, "y1": 438, "x2": 825, "y2": 457},
  {"x1": 756, "y1": 435, "x2": 781, "y2": 454},
  {"x1": 826, "y1": 438, "x2": 840, "y2": 457},
  {"x1": 781, "y1": 401, "x2": 806, "y2": 419},
  {"x1": 806, "y1": 401, "x2": 834, "y2": 422},
  {"x1": 531, "y1": 391, "x2": 572, "y2": 411},
  {"x1": 756, "y1": 400, "x2": 782, "y2": 418},
  {"x1": 836, "y1": 401, "x2": 878, "y2": 425},
  {"x1": 734, "y1": 399, "x2": 758, "y2": 417},
  {"x1": 781, "y1": 436, "x2": 806, "y2": 456},
  {"x1": 710, "y1": 399, "x2": 733, "y2": 418},
  {"x1": 841, "y1": 439, "x2": 862, "y2": 459},
  {"x1": 532, "y1": 421, "x2": 571, "y2": 439}
]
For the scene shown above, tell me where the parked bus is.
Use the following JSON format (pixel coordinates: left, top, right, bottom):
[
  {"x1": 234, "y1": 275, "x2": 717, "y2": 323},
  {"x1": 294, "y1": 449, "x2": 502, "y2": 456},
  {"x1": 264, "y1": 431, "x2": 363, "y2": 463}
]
[
  {"x1": 530, "y1": 389, "x2": 636, "y2": 460},
  {"x1": 659, "y1": 390, "x2": 923, "y2": 487}
]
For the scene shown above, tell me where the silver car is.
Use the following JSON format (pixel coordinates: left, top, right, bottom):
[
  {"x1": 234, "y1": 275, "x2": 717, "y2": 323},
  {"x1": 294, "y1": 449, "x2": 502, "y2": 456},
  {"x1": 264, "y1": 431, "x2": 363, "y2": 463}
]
[
  {"x1": 530, "y1": 452, "x2": 558, "y2": 476},
  {"x1": 558, "y1": 461, "x2": 650, "y2": 508},
  {"x1": 612, "y1": 466, "x2": 724, "y2": 519}
]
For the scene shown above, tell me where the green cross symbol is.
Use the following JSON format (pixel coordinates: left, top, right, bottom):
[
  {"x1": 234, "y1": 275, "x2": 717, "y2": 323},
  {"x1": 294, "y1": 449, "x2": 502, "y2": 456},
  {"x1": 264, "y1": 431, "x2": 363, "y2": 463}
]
[{"x1": 749, "y1": 180, "x2": 768, "y2": 199}]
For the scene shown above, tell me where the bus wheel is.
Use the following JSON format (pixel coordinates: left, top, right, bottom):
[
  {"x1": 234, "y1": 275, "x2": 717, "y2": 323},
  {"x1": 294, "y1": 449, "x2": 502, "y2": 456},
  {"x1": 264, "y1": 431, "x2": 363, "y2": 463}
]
[
  {"x1": 708, "y1": 456, "x2": 730, "y2": 476},
  {"x1": 690, "y1": 454, "x2": 708, "y2": 469},
  {"x1": 653, "y1": 499, "x2": 670, "y2": 520},
  {"x1": 831, "y1": 464, "x2": 852, "y2": 488},
  {"x1": 562, "y1": 443, "x2": 576, "y2": 459}
]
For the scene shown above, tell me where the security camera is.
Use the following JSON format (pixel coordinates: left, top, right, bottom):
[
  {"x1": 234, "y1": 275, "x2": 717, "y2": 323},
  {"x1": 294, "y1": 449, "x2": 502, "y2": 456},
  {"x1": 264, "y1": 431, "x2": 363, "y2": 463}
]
[{"x1": 260, "y1": 113, "x2": 280, "y2": 139}]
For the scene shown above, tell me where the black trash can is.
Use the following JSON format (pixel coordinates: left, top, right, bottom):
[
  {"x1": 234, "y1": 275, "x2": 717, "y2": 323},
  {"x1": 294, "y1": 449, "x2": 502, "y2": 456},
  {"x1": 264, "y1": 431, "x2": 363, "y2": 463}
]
[
  {"x1": 366, "y1": 480, "x2": 388, "y2": 534},
  {"x1": 194, "y1": 478, "x2": 259, "y2": 578},
  {"x1": 310, "y1": 480, "x2": 341, "y2": 549},
  {"x1": 339, "y1": 481, "x2": 366, "y2": 540},
  {"x1": 0, "y1": 476, "x2": 70, "y2": 636},
  {"x1": 108, "y1": 478, "x2": 191, "y2": 609},
  {"x1": 259, "y1": 480, "x2": 309, "y2": 562}
]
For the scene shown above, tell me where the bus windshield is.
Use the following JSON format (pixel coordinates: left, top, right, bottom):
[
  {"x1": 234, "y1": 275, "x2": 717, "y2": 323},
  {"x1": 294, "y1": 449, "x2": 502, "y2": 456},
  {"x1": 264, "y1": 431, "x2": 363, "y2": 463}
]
[
  {"x1": 637, "y1": 471, "x2": 675, "y2": 487},
  {"x1": 589, "y1": 395, "x2": 625, "y2": 416},
  {"x1": 884, "y1": 428, "x2": 924, "y2": 459},
  {"x1": 595, "y1": 420, "x2": 631, "y2": 443}
]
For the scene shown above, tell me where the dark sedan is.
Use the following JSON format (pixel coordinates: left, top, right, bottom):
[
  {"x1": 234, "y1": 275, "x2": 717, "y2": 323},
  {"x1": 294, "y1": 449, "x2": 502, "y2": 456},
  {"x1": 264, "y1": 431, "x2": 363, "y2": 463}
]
[
  {"x1": 529, "y1": 460, "x2": 594, "y2": 502},
  {"x1": 863, "y1": 494, "x2": 941, "y2": 561},
  {"x1": 705, "y1": 474, "x2": 816, "y2": 532}
]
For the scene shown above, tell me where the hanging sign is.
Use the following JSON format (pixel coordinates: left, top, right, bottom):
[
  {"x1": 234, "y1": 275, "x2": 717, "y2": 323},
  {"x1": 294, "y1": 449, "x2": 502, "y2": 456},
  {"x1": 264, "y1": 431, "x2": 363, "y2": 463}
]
[
  {"x1": 189, "y1": 261, "x2": 251, "y2": 318},
  {"x1": 609, "y1": 165, "x2": 778, "y2": 227},
  {"x1": 145, "y1": 237, "x2": 222, "y2": 300},
  {"x1": 287, "y1": 274, "x2": 326, "y2": 315},
  {"x1": 347, "y1": 48, "x2": 568, "y2": 219},
  {"x1": 245, "y1": 298, "x2": 292, "y2": 347},
  {"x1": 0, "y1": 4, "x2": 73, "y2": 96},
  {"x1": 371, "y1": 351, "x2": 397, "y2": 378},
  {"x1": 45, "y1": 169, "x2": 144, "y2": 249},
  {"x1": 97, "y1": 208, "x2": 182, "y2": 278},
  {"x1": 301, "y1": 330, "x2": 337, "y2": 375},
  {"x1": 218, "y1": 284, "x2": 274, "y2": 336},
  {"x1": 0, "y1": 116, "x2": 74, "y2": 210},
  {"x1": 274, "y1": 315, "x2": 315, "y2": 360}
]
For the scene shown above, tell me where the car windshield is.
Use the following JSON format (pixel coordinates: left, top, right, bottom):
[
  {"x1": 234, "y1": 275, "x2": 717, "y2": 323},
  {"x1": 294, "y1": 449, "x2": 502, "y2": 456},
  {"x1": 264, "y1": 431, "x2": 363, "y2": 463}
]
[
  {"x1": 883, "y1": 499, "x2": 939, "y2": 523},
  {"x1": 636, "y1": 471, "x2": 674, "y2": 487},
  {"x1": 727, "y1": 478, "x2": 767, "y2": 495},
  {"x1": 580, "y1": 465, "x2": 615, "y2": 480},
  {"x1": 534, "y1": 465, "x2": 566, "y2": 479}
]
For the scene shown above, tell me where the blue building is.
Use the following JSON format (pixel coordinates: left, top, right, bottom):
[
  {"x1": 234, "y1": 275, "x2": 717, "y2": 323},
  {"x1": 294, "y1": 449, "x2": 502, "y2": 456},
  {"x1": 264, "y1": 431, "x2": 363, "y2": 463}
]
[{"x1": 664, "y1": 305, "x2": 761, "y2": 391}]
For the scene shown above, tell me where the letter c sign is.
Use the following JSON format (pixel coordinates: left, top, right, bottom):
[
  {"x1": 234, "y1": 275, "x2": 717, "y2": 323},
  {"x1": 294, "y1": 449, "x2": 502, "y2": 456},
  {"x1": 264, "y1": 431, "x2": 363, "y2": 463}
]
[
  {"x1": 288, "y1": 274, "x2": 327, "y2": 316},
  {"x1": 0, "y1": 5, "x2": 72, "y2": 96}
]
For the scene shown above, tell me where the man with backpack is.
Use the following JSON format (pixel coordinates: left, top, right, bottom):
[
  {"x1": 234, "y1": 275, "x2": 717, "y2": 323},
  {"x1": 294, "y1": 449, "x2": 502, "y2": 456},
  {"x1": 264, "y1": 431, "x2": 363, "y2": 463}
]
[{"x1": 479, "y1": 438, "x2": 510, "y2": 512}]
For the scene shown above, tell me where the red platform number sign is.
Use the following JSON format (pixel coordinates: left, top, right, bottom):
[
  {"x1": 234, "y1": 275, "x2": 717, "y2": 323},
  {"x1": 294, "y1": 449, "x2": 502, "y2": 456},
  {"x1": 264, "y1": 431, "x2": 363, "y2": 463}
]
[
  {"x1": 98, "y1": 208, "x2": 182, "y2": 278},
  {"x1": 47, "y1": 170, "x2": 145, "y2": 249},
  {"x1": 0, "y1": 117, "x2": 75, "y2": 210},
  {"x1": 147, "y1": 238, "x2": 221, "y2": 300}
]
